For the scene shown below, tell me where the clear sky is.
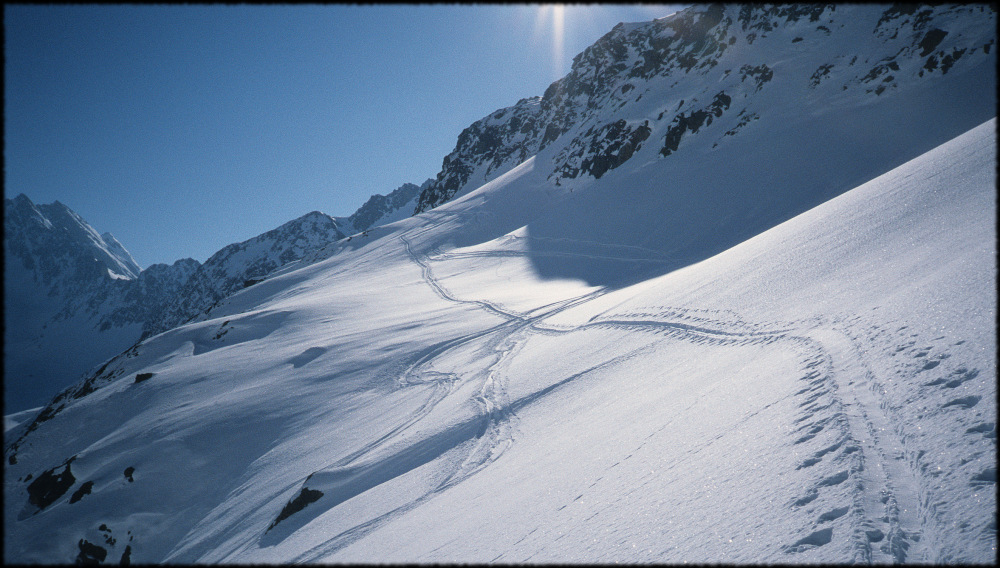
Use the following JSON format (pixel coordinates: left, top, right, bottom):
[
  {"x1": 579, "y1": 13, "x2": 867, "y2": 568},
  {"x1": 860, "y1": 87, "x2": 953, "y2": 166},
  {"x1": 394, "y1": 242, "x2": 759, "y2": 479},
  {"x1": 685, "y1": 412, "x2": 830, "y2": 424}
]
[{"x1": 5, "y1": 4, "x2": 684, "y2": 268}]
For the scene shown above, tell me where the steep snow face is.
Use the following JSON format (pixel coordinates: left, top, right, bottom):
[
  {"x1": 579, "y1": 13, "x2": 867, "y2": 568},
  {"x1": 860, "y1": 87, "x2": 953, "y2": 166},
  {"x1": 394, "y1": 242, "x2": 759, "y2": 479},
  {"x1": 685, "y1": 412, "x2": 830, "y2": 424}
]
[
  {"x1": 4, "y1": 116, "x2": 993, "y2": 564},
  {"x1": 414, "y1": 3, "x2": 996, "y2": 213}
]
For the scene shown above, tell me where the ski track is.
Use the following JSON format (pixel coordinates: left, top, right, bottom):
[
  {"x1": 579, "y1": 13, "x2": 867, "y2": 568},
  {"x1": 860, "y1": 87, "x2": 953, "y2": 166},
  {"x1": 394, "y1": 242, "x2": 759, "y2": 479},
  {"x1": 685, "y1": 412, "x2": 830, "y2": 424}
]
[
  {"x1": 276, "y1": 236, "x2": 935, "y2": 563},
  {"x1": 274, "y1": 236, "x2": 605, "y2": 560}
]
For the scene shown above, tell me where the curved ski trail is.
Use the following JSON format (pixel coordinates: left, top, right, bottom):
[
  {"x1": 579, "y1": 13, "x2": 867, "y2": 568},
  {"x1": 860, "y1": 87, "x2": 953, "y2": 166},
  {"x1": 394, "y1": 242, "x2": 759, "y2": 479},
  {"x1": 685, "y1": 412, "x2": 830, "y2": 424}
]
[
  {"x1": 271, "y1": 235, "x2": 606, "y2": 558},
  {"x1": 273, "y1": 235, "x2": 933, "y2": 564}
]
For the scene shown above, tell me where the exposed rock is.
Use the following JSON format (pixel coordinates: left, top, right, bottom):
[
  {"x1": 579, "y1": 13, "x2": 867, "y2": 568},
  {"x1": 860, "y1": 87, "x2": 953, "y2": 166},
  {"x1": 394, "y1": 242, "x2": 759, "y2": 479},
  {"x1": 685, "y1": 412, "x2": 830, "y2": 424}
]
[
  {"x1": 26, "y1": 456, "x2": 77, "y2": 511},
  {"x1": 348, "y1": 180, "x2": 430, "y2": 233},
  {"x1": 740, "y1": 64, "x2": 774, "y2": 91},
  {"x1": 76, "y1": 539, "x2": 107, "y2": 565},
  {"x1": 810, "y1": 63, "x2": 834, "y2": 87},
  {"x1": 552, "y1": 120, "x2": 653, "y2": 181},
  {"x1": 919, "y1": 28, "x2": 949, "y2": 57},
  {"x1": 267, "y1": 486, "x2": 324, "y2": 531},
  {"x1": 661, "y1": 92, "x2": 732, "y2": 156},
  {"x1": 69, "y1": 480, "x2": 95, "y2": 504}
]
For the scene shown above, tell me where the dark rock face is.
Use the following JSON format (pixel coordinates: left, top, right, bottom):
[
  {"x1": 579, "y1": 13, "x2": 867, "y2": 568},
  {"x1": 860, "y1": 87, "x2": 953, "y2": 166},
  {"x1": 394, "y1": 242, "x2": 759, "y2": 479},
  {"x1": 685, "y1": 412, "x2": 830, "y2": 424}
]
[
  {"x1": 919, "y1": 28, "x2": 949, "y2": 56},
  {"x1": 26, "y1": 457, "x2": 77, "y2": 512},
  {"x1": 660, "y1": 92, "x2": 732, "y2": 157},
  {"x1": 133, "y1": 373, "x2": 154, "y2": 384},
  {"x1": 553, "y1": 120, "x2": 652, "y2": 180},
  {"x1": 739, "y1": 64, "x2": 773, "y2": 91},
  {"x1": 98, "y1": 524, "x2": 116, "y2": 546},
  {"x1": 124, "y1": 467, "x2": 135, "y2": 482},
  {"x1": 76, "y1": 539, "x2": 107, "y2": 564},
  {"x1": 414, "y1": 97, "x2": 545, "y2": 214},
  {"x1": 69, "y1": 480, "x2": 95, "y2": 504},
  {"x1": 809, "y1": 63, "x2": 834, "y2": 87},
  {"x1": 267, "y1": 486, "x2": 324, "y2": 531}
]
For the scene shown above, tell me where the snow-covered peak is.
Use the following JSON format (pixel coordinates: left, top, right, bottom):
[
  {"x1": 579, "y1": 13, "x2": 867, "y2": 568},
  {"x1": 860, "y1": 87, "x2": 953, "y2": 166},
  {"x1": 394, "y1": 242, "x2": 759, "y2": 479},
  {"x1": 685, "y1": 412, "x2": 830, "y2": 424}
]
[
  {"x1": 5, "y1": 195, "x2": 146, "y2": 413},
  {"x1": 3, "y1": 197, "x2": 349, "y2": 414},
  {"x1": 5, "y1": 194, "x2": 140, "y2": 287},
  {"x1": 204, "y1": 210, "x2": 344, "y2": 266},
  {"x1": 414, "y1": 3, "x2": 996, "y2": 213},
  {"x1": 99, "y1": 232, "x2": 140, "y2": 274},
  {"x1": 145, "y1": 209, "x2": 347, "y2": 336},
  {"x1": 347, "y1": 179, "x2": 433, "y2": 233}
]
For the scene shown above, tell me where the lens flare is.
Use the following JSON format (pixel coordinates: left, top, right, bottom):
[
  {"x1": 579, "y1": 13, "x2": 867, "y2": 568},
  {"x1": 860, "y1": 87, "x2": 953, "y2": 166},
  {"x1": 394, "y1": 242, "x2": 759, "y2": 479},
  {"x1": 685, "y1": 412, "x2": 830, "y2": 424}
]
[
  {"x1": 534, "y1": 4, "x2": 567, "y2": 80},
  {"x1": 551, "y1": 4, "x2": 565, "y2": 78}
]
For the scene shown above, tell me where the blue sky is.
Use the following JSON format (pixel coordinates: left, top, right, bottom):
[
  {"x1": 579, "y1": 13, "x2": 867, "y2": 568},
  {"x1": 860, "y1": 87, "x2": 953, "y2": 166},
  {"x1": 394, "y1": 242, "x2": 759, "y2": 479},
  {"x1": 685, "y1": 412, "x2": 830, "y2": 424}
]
[{"x1": 5, "y1": 4, "x2": 684, "y2": 268}]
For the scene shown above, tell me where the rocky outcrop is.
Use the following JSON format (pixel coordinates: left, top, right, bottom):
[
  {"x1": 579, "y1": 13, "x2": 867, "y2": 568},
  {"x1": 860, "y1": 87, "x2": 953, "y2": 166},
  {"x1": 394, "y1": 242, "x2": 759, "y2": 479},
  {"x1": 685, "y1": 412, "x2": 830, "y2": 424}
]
[
  {"x1": 348, "y1": 178, "x2": 433, "y2": 233},
  {"x1": 146, "y1": 211, "x2": 345, "y2": 336},
  {"x1": 413, "y1": 3, "x2": 996, "y2": 212}
]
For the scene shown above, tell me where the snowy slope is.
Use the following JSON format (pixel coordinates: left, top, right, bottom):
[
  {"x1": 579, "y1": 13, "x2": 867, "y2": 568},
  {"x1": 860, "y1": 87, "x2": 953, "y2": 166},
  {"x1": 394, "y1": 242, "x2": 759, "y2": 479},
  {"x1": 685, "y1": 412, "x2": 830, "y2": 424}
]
[
  {"x1": 4, "y1": 115, "x2": 993, "y2": 564},
  {"x1": 146, "y1": 210, "x2": 346, "y2": 336},
  {"x1": 4, "y1": 4, "x2": 995, "y2": 564}
]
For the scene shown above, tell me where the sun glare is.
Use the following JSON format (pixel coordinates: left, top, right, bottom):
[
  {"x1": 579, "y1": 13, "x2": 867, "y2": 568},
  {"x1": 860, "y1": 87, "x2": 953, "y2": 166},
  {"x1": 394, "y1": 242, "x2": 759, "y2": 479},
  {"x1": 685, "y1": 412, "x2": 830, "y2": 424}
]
[
  {"x1": 534, "y1": 4, "x2": 567, "y2": 79},
  {"x1": 552, "y1": 4, "x2": 565, "y2": 77}
]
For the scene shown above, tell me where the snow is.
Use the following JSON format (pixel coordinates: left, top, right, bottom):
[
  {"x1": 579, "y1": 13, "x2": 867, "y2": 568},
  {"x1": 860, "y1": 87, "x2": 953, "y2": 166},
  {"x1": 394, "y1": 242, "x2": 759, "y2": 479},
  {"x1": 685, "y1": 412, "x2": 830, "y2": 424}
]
[
  {"x1": 5, "y1": 117, "x2": 994, "y2": 564},
  {"x1": 3, "y1": 408, "x2": 42, "y2": 434},
  {"x1": 3, "y1": 4, "x2": 995, "y2": 564}
]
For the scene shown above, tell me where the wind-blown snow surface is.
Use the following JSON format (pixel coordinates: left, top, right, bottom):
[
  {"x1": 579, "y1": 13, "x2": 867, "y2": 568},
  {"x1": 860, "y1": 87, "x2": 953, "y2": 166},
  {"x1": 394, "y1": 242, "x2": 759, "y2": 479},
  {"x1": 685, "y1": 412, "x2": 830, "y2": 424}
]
[{"x1": 5, "y1": 113, "x2": 995, "y2": 563}]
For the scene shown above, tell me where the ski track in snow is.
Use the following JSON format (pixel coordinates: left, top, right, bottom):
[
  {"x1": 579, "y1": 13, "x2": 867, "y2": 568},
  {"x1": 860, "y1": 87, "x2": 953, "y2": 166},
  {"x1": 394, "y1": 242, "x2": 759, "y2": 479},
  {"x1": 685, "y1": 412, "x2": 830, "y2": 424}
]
[
  {"x1": 275, "y1": 235, "x2": 606, "y2": 560},
  {"x1": 274, "y1": 234, "x2": 953, "y2": 563}
]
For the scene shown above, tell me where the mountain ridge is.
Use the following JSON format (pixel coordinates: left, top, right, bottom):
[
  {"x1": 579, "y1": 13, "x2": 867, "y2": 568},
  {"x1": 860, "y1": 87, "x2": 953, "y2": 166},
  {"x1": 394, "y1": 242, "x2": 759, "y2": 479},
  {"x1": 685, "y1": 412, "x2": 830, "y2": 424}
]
[
  {"x1": 4, "y1": 199, "x2": 347, "y2": 413},
  {"x1": 5, "y1": 169, "x2": 446, "y2": 414},
  {"x1": 413, "y1": 3, "x2": 996, "y2": 213}
]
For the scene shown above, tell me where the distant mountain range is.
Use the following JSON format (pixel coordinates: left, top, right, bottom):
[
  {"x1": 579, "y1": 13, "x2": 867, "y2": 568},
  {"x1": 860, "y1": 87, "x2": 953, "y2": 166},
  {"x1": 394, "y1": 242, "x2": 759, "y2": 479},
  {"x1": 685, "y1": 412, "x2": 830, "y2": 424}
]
[{"x1": 4, "y1": 179, "x2": 430, "y2": 414}]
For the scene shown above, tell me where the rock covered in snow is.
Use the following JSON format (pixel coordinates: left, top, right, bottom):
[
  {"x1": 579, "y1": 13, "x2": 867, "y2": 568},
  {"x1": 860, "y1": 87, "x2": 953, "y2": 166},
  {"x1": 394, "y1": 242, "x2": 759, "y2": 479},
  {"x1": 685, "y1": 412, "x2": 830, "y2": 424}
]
[{"x1": 414, "y1": 3, "x2": 996, "y2": 213}]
